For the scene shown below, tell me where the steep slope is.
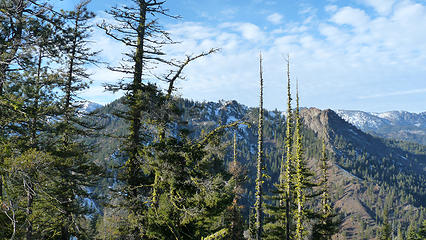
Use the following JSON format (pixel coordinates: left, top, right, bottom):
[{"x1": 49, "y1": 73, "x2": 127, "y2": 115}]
[
  {"x1": 89, "y1": 99, "x2": 425, "y2": 239},
  {"x1": 302, "y1": 108, "x2": 426, "y2": 238},
  {"x1": 336, "y1": 110, "x2": 426, "y2": 145}
]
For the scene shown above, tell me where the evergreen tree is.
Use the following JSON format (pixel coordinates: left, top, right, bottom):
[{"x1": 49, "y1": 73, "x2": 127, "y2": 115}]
[
  {"x1": 254, "y1": 52, "x2": 265, "y2": 240},
  {"x1": 264, "y1": 56, "x2": 293, "y2": 240},
  {"x1": 0, "y1": 0, "x2": 59, "y2": 202},
  {"x1": 225, "y1": 131, "x2": 246, "y2": 240},
  {"x1": 417, "y1": 220, "x2": 426, "y2": 239},
  {"x1": 0, "y1": 0, "x2": 57, "y2": 95},
  {"x1": 379, "y1": 210, "x2": 392, "y2": 240},
  {"x1": 46, "y1": 1, "x2": 103, "y2": 238},
  {"x1": 406, "y1": 219, "x2": 426, "y2": 240},
  {"x1": 293, "y1": 82, "x2": 305, "y2": 240},
  {"x1": 311, "y1": 140, "x2": 340, "y2": 240},
  {"x1": 98, "y1": 2, "x2": 217, "y2": 236},
  {"x1": 283, "y1": 56, "x2": 293, "y2": 240},
  {"x1": 4, "y1": 149, "x2": 58, "y2": 239},
  {"x1": 2, "y1": 9, "x2": 64, "y2": 239},
  {"x1": 98, "y1": 1, "x2": 180, "y2": 235},
  {"x1": 141, "y1": 121, "x2": 240, "y2": 239}
]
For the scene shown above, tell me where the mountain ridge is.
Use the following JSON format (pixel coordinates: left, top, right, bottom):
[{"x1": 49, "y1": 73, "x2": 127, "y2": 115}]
[
  {"x1": 91, "y1": 98, "x2": 425, "y2": 239},
  {"x1": 336, "y1": 109, "x2": 426, "y2": 145}
]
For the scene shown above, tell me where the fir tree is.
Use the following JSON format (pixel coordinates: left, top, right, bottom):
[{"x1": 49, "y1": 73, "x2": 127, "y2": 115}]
[
  {"x1": 98, "y1": 2, "x2": 217, "y2": 236},
  {"x1": 47, "y1": 1, "x2": 103, "y2": 238},
  {"x1": 294, "y1": 81, "x2": 305, "y2": 240},
  {"x1": 283, "y1": 55, "x2": 293, "y2": 240},
  {"x1": 378, "y1": 210, "x2": 392, "y2": 240},
  {"x1": 264, "y1": 56, "x2": 293, "y2": 240},
  {"x1": 141, "y1": 121, "x2": 240, "y2": 239},
  {"x1": 98, "y1": 1, "x2": 179, "y2": 235},
  {"x1": 254, "y1": 52, "x2": 265, "y2": 240},
  {"x1": 311, "y1": 140, "x2": 340, "y2": 240},
  {"x1": 225, "y1": 131, "x2": 246, "y2": 240}
]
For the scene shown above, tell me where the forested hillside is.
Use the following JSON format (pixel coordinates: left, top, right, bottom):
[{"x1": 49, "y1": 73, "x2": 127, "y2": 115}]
[
  {"x1": 0, "y1": 0, "x2": 425, "y2": 240},
  {"x1": 87, "y1": 97, "x2": 426, "y2": 239}
]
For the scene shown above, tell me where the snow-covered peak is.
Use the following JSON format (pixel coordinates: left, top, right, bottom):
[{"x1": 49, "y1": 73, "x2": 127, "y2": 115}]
[
  {"x1": 337, "y1": 110, "x2": 426, "y2": 129},
  {"x1": 335, "y1": 110, "x2": 388, "y2": 130},
  {"x1": 81, "y1": 101, "x2": 103, "y2": 113}
]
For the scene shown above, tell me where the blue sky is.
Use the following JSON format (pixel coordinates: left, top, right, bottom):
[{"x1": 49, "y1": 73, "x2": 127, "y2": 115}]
[{"x1": 57, "y1": 0, "x2": 426, "y2": 113}]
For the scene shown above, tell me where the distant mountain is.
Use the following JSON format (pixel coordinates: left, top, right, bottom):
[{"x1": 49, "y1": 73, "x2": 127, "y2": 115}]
[
  {"x1": 90, "y1": 98, "x2": 425, "y2": 239},
  {"x1": 81, "y1": 101, "x2": 103, "y2": 113},
  {"x1": 336, "y1": 110, "x2": 426, "y2": 145}
]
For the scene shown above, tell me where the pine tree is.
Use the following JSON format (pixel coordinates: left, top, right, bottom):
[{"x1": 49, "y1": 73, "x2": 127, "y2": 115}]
[
  {"x1": 264, "y1": 56, "x2": 293, "y2": 240},
  {"x1": 141, "y1": 121, "x2": 240, "y2": 239},
  {"x1": 283, "y1": 55, "x2": 293, "y2": 240},
  {"x1": 4, "y1": 11, "x2": 64, "y2": 239},
  {"x1": 311, "y1": 140, "x2": 340, "y2": 240},
  {"x1": 417, "y1": 220, "x2": 426, "y2": 239},
  {"x1": 406, "y1": 219, "x2": 421, "y2": 240},
  {"x1": 98, "y1": 1, "x2": 179, "y2": 235},
  {"x1": 377, "y1": 209, "x2": 392, "y2": 240},
  {"x1": 98, "y1": 2, "x2": 217, "y2": 236},
  {"x1": 4, "y1": 149, "x2": 58, "y2": 239},
  {"x1": 254, "y1": 52, "x2": 265, "y2": 240},
  {"x1": 0, "y1": 0, "x2": 58, "y2": 201},
  {"x1": 294, "y1": 81, "x2": 305, "y2": 240},
  {"x1": 0, "y1": 2, "x2": 65, "y2": 238},
  {"x1": 225, "y1": 131, "x2": 246, "y2": 240},
  {"x1": 46, "y1": 1, "x2": 103, "y2": 238}
]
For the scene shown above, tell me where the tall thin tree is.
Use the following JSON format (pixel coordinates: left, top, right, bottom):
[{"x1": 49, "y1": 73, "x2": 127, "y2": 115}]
[
  {"x1": 51, "y1": 1, "x2": 103, "y2": 238},
  {"x1": 254, "y1": 52, "x2": 265, "y2": 240},
  {"x1": 284, "y1": 55, "x2": 293, "y2": 240},
  {"x1": 98, "y1": 2, "x2": 178, "y2": 235},
  {"x1": 294, "y1": 80, "x2": 305, "y2": 240}
]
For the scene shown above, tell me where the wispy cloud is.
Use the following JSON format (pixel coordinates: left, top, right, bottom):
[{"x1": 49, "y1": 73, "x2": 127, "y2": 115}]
[
  {"x1": 84, "y1": 0, "x2": 426, "y2": 112},
  {"x1": 267, "y1": 13, "x2": 283, "y2": 24},
  {"x1": 361, "y1": 0, "x2": 395, "y2": 15},
  {"x1": 358, "y1": 88, "x2": 426, "y2": 99}
]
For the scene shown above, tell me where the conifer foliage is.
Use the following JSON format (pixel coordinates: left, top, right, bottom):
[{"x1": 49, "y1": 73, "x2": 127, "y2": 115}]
[
  {"x1": 311, "y1": 140, "x2": 340, "y2": 240},
  {"x1": 264, "y1": 56, "x2": 293, "y2": 240},
  {"x1": 254, "y1": 52, "x2": 265, "y2": 240},
  {"x1": 2, "y1": 0, "x2": 421, "y2": 239}
]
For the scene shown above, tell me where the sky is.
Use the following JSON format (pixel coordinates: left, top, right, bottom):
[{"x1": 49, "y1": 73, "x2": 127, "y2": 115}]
[{"x1": 56, "y1": 0, "x2": 426, "y2": 113}]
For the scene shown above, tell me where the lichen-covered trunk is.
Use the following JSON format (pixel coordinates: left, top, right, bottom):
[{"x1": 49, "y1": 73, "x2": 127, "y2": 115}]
[
  {"x1": 284, "y1": 57, "x2": 293, "y2": 240},
  {"x1": 255, "y1": 53, "x2": 264, "y2": 240},
  {"x1": 127, "y1": 1, "x2": 147, "y2": 198}
]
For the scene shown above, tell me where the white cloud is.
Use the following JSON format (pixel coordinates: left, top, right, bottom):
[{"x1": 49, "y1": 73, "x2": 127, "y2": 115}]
[
  {"x1": 267, "y1": 13, "x2": 283, "y2": 24},
  {"x1": 239, "y1": 23, "x2": 264, "y2": 41},
  {"x1": 358, "y1": 88, "x2": 426, "y2": 99},
  {"x1": 325, "y1": 5, "x2": 338, "y2": 12},
  {"x1": 219, "y1": 22, "x2": 265, "y2": 42},
  {"x1": 331, "y1": 7, "x2": 370, "y2": 30},
  {"x1": 361, "y1": 0, "x2": 395, "y2": 15},
  {"x1": 83, "y1": 1, "x2": 426, "y2": 112}
]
